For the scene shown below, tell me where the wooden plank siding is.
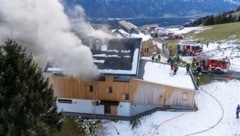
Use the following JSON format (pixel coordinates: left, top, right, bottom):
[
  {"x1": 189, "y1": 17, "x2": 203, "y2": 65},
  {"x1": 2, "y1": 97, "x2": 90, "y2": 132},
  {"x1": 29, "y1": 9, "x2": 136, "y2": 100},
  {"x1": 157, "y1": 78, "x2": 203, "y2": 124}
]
[
  {"x1": 49, "y1": 75, "x2": 136, "y2": 103},
  {"x1": 133, "y1": 79, "x2": 166, "y2": 105},
  {"x1": 49, "y1": 75, "x2": 89, "y2": 99},
  {"x1": 110, "y1": 105, "x2": 118, "y2": 115},
  {"x1": 134, "y1": 79, "x2": 196, "y2": 108},
  {"x1": 49, "y1": 75, "x2": 195, "y2": 108}
]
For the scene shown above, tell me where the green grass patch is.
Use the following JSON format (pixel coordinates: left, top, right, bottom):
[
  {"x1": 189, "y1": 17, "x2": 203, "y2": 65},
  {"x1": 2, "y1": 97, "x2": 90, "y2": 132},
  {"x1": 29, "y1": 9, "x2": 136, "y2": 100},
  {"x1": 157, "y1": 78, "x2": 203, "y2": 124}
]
[
  {"x1": 141, "y1": 40, "x2": 157, "y2": 56},
  {"x1": 192, "y1": 73, "x2": 214, "y2": 85},
  {"x1": 231, "y1": 11, "x2": 240, "y2": 18},
  {"x1": 164, "y1": 39, "x2": 180, "y2": 55},
  {"x1": 52, "y1": 117, "x2": 79, "y2": 136},
  {"x1": 186, "y1": 22, "x2": 240, "y2": 42}
]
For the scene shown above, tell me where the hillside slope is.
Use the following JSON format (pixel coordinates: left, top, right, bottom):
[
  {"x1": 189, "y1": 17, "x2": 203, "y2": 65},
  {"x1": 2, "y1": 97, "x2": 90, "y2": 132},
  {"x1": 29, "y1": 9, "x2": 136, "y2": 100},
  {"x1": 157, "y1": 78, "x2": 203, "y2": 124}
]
[
  {"x1": 186, "y1": 22, "x2": 240, "y2": 42},
  {"x1": 62, "y1": 0, "x2": 240, "y2": 19}
]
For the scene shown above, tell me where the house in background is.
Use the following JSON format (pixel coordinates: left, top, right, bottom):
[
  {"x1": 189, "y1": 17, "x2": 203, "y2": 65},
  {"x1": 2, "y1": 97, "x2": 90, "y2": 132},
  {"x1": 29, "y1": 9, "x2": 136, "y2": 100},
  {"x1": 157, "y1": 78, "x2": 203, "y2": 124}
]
[
  {"x1": 110, "y1": 20, "x2": 139, "y2": 36},
  {"x1": 110, "y1": 20, "x2": 151, "y2": 41},
  {"x1": 46, "y1": 38, "x2": 197, "y2": 120}
]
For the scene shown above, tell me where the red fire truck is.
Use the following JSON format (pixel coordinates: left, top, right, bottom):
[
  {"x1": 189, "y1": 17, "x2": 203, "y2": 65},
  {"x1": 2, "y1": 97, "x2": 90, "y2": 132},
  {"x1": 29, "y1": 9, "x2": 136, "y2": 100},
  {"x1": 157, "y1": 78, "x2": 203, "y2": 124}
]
[
  {"x1": 193, "y1": 55, "x2": 230, "y2": 74},
  {"x1": 177, "y1": 40, "x2": 203, "y2": 56}
]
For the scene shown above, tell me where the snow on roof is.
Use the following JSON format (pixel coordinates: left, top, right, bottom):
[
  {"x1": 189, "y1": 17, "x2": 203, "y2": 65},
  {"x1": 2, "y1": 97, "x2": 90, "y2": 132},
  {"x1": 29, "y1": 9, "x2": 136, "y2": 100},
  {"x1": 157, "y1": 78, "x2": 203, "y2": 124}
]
[
  {"x1": 130, "y1": 32, "x2": 151, "y2": 42},
  {"x1": 113, "y1": 28, "x2": 151, "y2": 41},
  {"x1": 118, "y1": 29, "x2": 130, "y2": 37},
  {"x1": 143, "y1": 61, "x2": 196, "y2": 90},
  {"x1": 118, "y1": 20, "x2": 137, "y2": 30},
  {"x1": 98, "y1": 48, "x2": 139, "y2": 75},
  {"x1": 46, "y1": 67, "x2": 62, "y2": 73},
  {"x1": 45, "y1": 38, "x2": 142, "y2": 76}
]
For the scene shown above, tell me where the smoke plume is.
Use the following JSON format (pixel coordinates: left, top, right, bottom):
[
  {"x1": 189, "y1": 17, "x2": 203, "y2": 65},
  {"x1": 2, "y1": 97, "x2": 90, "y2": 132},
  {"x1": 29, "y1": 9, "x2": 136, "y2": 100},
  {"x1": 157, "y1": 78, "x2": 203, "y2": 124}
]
[
  {"x1": 0, "y1": 0, "x2": 110, "y2": 79},
  {"x1": 68, "y1": 6, "x2": 112, "y2": 39}
]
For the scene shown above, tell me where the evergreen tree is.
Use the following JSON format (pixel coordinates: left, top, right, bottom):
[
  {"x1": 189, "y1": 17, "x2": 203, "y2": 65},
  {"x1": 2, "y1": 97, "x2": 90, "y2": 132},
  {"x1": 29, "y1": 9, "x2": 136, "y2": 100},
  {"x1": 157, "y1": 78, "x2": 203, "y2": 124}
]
[
  {"x1": 238, "y1": 16, "x2": 240, "y2": 22},
  {"x1": 214, "y1": 15, "x2": 222, "y2": 24},
  {"x1": 227, "y1": 14, "x2": 233, "y2": 23},
  {"x1": 0, "y1": 40, "x2": 62, "y2": 136},
  {"x1": 236, "y1": 6, "x2": 240, "y2": 12},
  {"x1": 202, "y1": 15, "x2": 214, "y2": 26},
  {"x1": 221, "y1": 13, "x2": 227, "y2": 23}
]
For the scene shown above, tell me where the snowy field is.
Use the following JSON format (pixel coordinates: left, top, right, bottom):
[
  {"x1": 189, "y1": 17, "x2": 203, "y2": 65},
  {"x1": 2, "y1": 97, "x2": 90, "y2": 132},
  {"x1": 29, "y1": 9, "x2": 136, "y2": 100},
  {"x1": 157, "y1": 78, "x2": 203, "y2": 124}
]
[
  {"x1": 99, "y1": 80, "x2": 240, "y2": 136},
  {"x1": 181, "y1": 41, "x2": 240, "y2": 72},
  {"x1": 98, "y1": 27, "x2": 240, "y2": 136}
]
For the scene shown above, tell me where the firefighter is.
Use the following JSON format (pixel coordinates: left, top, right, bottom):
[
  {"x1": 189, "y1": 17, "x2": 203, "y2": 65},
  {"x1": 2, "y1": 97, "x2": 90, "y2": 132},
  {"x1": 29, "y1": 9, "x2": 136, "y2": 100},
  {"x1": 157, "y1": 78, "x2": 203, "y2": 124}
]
[
  {"x1": 196, "y1": 76, "x2": 200, "y2": 86},
  {"x1": 176, "y1": 55, "x2": 180, "y2": 62},
  {"x1": 168, "y1": 57, "x2": 174, "y2": 70},
  {"x1": 173, "y1": 63, "x2": 178, "y2": 75},
  {"x1": 186, "y1": 63, "x2": 190, "y2": 73},
  {"x1": 158, "y1": 54, "x2": 161, "y2": 62},
  {"x1": 151, "y1": 55, "x2": 155, "y2": 62},
  {"x1": 236, "y1": 104, "x2": 240, "y2": 119},
  {"x1": 192, "y1": 59, "x2": 200, "y2": 73},
  {"x1": 172, "y1": 55, "x2": 176, "y2": 62}
]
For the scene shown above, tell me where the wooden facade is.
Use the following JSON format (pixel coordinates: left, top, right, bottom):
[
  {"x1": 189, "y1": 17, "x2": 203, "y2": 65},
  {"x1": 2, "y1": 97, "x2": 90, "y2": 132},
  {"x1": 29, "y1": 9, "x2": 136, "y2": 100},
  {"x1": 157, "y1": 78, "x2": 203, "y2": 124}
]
[
  {"x1": 49, "y1": 75, "x2": 136, "y2": 103},
  {"x1": 49, "y1": 74, "x2": 196, "y2": 109},
  {"x1": 133, "y1": 79, "x2": 195, "y2": 108}
]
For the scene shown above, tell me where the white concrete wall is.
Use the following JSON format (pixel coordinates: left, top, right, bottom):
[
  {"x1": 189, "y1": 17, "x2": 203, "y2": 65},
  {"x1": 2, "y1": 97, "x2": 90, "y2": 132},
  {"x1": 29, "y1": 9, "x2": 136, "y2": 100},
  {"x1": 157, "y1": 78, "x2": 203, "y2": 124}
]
[
  {"x1": 57, "y1": 98, "x2": 104, "y2": 114},
  {"x1": 57, "y1": 98, "x2": 159, "y2": 117},
  {"x1": 118, "y1": 102, "x2": 131, "y2": 116},
  {"x1": 130, "y1": 104, "x2": 156, "y2": 116}
]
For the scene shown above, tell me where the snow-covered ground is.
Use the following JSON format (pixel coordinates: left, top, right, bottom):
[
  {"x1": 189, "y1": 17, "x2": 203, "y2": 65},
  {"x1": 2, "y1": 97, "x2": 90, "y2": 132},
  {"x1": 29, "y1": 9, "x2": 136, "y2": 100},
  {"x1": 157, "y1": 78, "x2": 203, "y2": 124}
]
[
  {"x1": 168, "y1": 26, "x2": 240, "y2": 72},
  {"x1": 99, "y1": 80, "x2": 240, "y2": 136},
  {"x1": 167, "y1": 26, "x2": 211, "y2": 35},
  {"x1": 97, "y1": 26, "x2": 240, "y2": 136},
  {"x1": 201, "y1": 41, "x2": 240, "y2": 72},
  {"x1": 181, "y1": 41, "x2": 240, "y2": 72}
]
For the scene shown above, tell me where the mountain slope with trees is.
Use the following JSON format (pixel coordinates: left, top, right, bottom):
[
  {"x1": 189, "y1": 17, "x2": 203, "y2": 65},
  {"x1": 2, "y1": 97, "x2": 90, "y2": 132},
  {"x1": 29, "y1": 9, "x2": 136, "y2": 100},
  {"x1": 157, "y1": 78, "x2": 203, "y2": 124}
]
[
  {"x1": 185, "y1": 6, "x2": 240, "y2": 26},
  {"x1": 62, "y1": 0, "x2": 240, "y2": 19}
]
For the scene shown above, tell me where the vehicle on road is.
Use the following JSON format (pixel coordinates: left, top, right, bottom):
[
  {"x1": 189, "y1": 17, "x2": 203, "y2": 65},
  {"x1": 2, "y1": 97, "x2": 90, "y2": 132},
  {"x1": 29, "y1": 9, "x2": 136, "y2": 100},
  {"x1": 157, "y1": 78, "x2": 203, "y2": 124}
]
[
  {"x1": 193, "y1": 55, "x2": 230, "y2": 74},
  {"x1": 177, "y1": 40, "x2": 203, "y2": 56}
]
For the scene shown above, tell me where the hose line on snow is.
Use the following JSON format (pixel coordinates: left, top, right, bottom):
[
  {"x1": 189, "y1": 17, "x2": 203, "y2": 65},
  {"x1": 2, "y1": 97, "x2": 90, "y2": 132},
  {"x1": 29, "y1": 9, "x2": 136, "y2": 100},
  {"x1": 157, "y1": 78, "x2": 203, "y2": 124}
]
[{"x1": 185, "y1": 86, "x2": 224, "y2": 136}]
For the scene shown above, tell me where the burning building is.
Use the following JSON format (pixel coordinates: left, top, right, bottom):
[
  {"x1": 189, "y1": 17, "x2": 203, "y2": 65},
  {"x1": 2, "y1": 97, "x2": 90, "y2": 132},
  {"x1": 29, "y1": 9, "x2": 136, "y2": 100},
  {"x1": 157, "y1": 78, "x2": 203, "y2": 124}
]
[{"x1": 45, "y1": 38, "x2": 197, "y2": 120}]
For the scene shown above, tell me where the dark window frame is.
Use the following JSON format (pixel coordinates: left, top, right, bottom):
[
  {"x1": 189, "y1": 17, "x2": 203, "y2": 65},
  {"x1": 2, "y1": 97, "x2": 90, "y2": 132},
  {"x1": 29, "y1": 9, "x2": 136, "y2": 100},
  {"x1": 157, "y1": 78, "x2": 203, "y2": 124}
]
[{"x1": 58, "y1": 99, "x2": 72, "y2": 104}]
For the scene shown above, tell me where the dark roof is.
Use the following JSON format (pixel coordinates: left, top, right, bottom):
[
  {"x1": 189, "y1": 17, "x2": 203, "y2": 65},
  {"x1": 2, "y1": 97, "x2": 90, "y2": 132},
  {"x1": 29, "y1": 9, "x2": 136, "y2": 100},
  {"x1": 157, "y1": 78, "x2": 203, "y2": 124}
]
[
  {"x1": 44, "y1": 38, "x2": 142, "y2": 76},
  {"x1": 82, "y1": 38, "x2": 142, "y2": 76}
]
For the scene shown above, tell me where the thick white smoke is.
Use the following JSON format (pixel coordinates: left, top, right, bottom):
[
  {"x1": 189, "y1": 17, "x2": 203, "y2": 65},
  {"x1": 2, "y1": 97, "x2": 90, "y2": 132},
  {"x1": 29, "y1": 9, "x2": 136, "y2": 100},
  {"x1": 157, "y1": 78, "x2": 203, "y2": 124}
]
[
  {"x1": 0, "y1": 0, "x2": 108, "y2": 79},
  {"x1": 68, "y1": 6, "x2": 112, "y2": 39}
]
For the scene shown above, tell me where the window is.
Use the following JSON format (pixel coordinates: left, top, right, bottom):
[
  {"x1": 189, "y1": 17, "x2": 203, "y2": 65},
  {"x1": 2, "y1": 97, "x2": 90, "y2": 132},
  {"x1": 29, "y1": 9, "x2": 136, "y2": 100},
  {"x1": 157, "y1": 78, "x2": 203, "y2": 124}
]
[
  {"x1": 106, "y1": 86, "x2": 113, "y2": 93},
  {"x1": 125, "y1": 94, "x2": 129, "y2": 100},
  {"x1": 182, "y1": 92, "x2": 188, "y2": 101},
  {"x1": 122, "y1": 93, "x2": 129, "y2": 100},
  {"x1": 58, "y1": 99, "x2": 72, "y2": 104},
  {"x1": 92, "y1": 100, "x2": 100, "y2": 106},
  {"x1": 87, "y1": 85, "x2": 93, "y2": 92},
  {"x1": 98, "y1": 76, "x2": 106, "y2": 81}
]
